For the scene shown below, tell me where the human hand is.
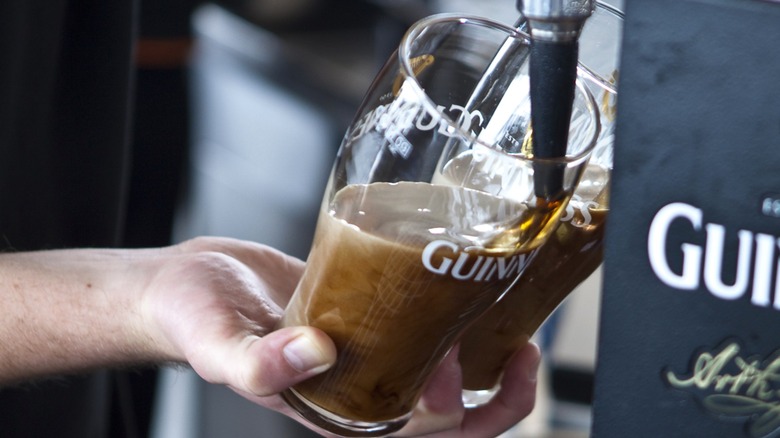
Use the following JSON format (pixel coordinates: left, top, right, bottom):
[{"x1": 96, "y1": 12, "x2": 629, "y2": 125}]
[
  {"x1": 142, "y1": 236, "x2": 539, "y2": 437},
  {"x1": 394, "y1": 342, "x2": 540, "y2": 438},
  {"x1": 0, "y1": 235, "x2": 538, "y2": 437},
  {"x1": 140, "y1": 236, "x2": 337, "y2": 401},
  {"x1": 0, "y1": 236, "x2": 333, "y2": 390}
]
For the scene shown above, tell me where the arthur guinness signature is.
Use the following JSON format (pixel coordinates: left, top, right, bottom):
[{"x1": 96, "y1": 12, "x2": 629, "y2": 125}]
[{"x1": 666, "y1": 342, "x2": 780, "y2": 437}]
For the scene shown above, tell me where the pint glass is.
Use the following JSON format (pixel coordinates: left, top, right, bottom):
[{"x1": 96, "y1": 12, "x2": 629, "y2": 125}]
[
  {"x1": 458, "y1": 1, "x2": 623, "y2": 406},
  {"x1": 279, "y1": 14, "x2": 601, "y2": 437}
]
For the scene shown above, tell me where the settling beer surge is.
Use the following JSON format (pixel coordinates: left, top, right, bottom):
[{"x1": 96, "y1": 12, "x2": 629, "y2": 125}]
[
  {"x1": 458, "y1": 163, "x2": 610, "y2": 391},
  {"x1": 280, "y1": 181, "x2": 563, "y2": 424}
]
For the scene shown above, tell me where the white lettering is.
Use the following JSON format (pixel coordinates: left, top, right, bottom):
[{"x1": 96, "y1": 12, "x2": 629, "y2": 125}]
[
  {"x1": 775, "y1": 249, "x2": 780, "y2": 310},
  {"x1": 474, "y1": 258, "x2": 495, "y2": 281},
  {"x1": 422, "y1": 240, "x2": 458, "y2": 275},
  {"x1": 703, "y1": 225, "x2": 752, "y2": 300},
  {"x1": 491, "y1": 255, "x2": 521, "y2": 282},
  {"x1": 752, "y1": 234, "x2": 776, "y2": 307},
  {"x1": 648, "y1": 202, "x2": 703, "y2": 290},
  {"x1": 421, "y1": 240, "x2": 525, "y2": 282},
  {"x1": 560, "y1": 195, "x2": 597, "y2": 228},
  {"x1": 349, "y1": 101, "x2": 487, "y2": 147},
  {"x1": 415, "y1": 105, "x2": 442, "y2": 131},
  {"x1": 648, "y1": 202, "x2": 780, "y2": 310},
  {"x1": 560, "y1": 196, "x2": 578, "y2": 223},
  {"x1": 447, "y1": 104, "x2": 485, "y2": 136},
  {"x1": 762, "y1": 196, "x2": 780, "y2": 218},
  {"x1": 451, "y1": 254, "x2": 484, "y2": 280}
]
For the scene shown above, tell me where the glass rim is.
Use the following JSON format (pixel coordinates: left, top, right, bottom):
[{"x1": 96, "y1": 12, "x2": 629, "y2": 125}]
[
  {"x1": 578, "y1": 1, "x2": 624, "y2": 95},
  {"x1": 398, "y1": 13, "x2": 601, "y2": 167},
  {"x1": 595, "y1": 1, "x2": 625, "y2": 25}
]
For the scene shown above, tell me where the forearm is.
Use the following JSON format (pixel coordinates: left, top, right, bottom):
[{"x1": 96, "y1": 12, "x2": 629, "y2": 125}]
[
  {"x1": 0, "y1": 239, "x2": 539, "y2": 437},
  {"x1": 0, "y1": 248, "x2": 174, "y2": 384}
]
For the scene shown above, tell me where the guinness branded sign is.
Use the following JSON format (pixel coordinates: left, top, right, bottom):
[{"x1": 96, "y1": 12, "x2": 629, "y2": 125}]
[{"x1": 591, "y1": 0, "x2": 780, "y2": 436}]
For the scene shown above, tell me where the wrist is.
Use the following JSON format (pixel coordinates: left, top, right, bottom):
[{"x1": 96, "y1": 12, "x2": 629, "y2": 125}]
[{"x1": 0, "y1": 248, "x2": 182, "y2": 384}]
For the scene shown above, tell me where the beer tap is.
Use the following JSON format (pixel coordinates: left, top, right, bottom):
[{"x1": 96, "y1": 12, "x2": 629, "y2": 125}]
[{"x1": 518, "y1": 0, "x2": 595, "y2": 200}]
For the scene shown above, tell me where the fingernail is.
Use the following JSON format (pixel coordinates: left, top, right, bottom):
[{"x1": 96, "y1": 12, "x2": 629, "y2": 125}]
[
  {"x1": 529, "y1": 354, "x2": 541, "y2": 382},
  {"x1": 283, "y1": 335, "x2": 332, "y2": 374}
]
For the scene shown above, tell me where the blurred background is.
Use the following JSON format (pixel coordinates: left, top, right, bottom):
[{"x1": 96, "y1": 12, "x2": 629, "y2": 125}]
[{"x1": 129, "y1": 0, "x2": 622, "y2": 436}]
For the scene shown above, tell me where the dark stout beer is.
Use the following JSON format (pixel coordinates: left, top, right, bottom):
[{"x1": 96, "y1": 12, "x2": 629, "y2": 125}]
[
  {"x1": 459, "y1": 164, "x2": 609, "y2": 391},
  {"x1": 281, "y1": 181, "x2": 562, "y2": 424}
]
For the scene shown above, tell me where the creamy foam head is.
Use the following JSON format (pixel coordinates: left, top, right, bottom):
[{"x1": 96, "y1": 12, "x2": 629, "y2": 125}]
[{"x1": 330, "y1": 182, "x2": 531, "y2": 251}]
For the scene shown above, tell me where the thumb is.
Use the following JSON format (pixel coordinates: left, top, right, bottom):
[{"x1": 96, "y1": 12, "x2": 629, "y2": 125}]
[{"x1": 224, "y1": 326, "x2": 337, "y2": 397}]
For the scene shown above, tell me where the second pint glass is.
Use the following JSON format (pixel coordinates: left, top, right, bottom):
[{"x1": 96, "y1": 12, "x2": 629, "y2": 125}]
[
  {"x1": 459, "y1": 1, "x2": 623, "y2": 406},
  {"x1": 279, "y1": 14, "x2": 601, "y2": 437}
]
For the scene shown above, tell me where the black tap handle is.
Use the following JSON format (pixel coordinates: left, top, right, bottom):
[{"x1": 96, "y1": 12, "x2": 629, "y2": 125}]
[{"x1": 530, "y1": 38, "x2": 578, "y2": 200}]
